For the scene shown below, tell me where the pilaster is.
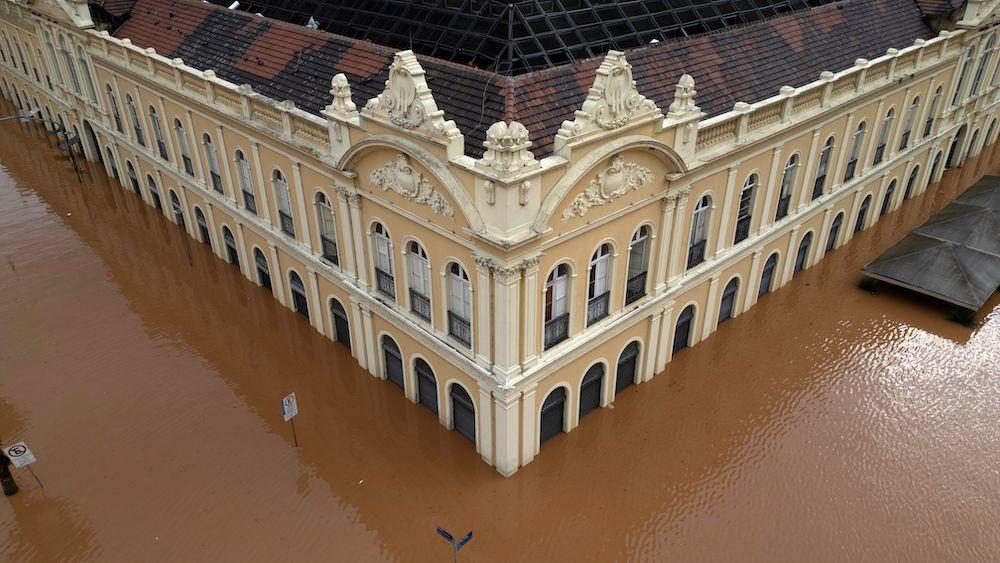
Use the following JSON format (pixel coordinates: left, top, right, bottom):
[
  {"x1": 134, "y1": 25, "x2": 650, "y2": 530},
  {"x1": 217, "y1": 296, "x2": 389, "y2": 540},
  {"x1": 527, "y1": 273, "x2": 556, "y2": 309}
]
[
  {"x1": 701, "y1": 274, "x2": 721, "y2": 340},
  {"x1": 308, "y1": 267, "x2": 324, "y2": 336},
  {"x1": 715, "y1": 167, "x2": 740, "y2": 254},
  {"x1": 494, "y1": 391, "x2": 521, "y2": 477},
  {"x1": 797, "y1": 130, "x2": 822, "y2": 211},
  {"x1": 644, "y1": 307, "x2": 664, "y2": 382},
  {"x1": 472, "y1": 255, "x2": 492, "y2": 369},
  {"x1": 653, "y1": 195, "x2": 677, "y2": 293},
  {"x1": 267, "y1": 242, "x2": 286, "y2": 306},
  {"x1": 654, "y1": 301, "x2": 675, "y2": 373},
  {"x1": 780, "y1": 226, "x2": 801, "y2": 287},
  {"x1": 667, "y1": 190, "x2": 690, "y2": 283},
  {"x1": 290, "y1": 161, "x2": 312, "y2": 247},
  {"x1": 743, "y1": 249, "x2": 763, "y2": 313},
  {"x1": 250, "y1": 142, "x2": 273, "y2": 225},
  {"x1": 759, "y1": 146, "x2": 784, "y2": 233}
]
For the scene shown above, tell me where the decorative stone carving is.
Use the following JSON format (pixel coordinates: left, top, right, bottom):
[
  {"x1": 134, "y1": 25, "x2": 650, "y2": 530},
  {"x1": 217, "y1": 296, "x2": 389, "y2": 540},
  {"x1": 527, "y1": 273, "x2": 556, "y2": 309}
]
[
  {"x1": 369, "y1": 154, "x2": 455, "y2": 218},
  {"x1": 557, "y1": 51, "x2": 658, "y2": 139},
  {"x1": 668, "y1": 74, "x2": 699, "y2": 117},
  {"x1": 479, "y1": 121, "x2": 537, "y2": 175},
  {"x1": 326, "y1": 73, "x2": 357, "y2": 116},
  {"x1": 485, "y1": 181, "x2": 496, "y2": 205},
  {"x1": 472, "y1": 253, "x2": 495, "y2": 272},
  {"x1": 493, "y1": 264, "x2": 523, "y2": 283},
  {"x1": 519, "y1": 181, "x2": 530, "y2": 206},
  {"x1": 364, "y1": 51, "x2": 460, "y2": 138},
  {"x1": 562, "y1": 155, "x2": 653, "y2": 220}
]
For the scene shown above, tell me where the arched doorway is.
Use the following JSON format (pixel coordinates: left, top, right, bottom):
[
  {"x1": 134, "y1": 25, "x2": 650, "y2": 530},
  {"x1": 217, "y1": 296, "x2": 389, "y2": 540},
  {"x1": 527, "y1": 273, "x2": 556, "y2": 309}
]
[
  {"x1": 381, "y1": 335, "x2": 404, "y2": 390},
  {"x1": 965, "y1": 129, "x2": 980, "y2": 162},
  {"x1": 450, "y1": 384, "x2": 476, "y2": 444},
  {"x1": 539, "y1": 387, "x2": 566, "y2": 445},
  {"x1": 254, "y1": 248, "x2": 272, "y2": 292},
  {"x1": 222, "y1": 227, "x2": 239, "y2": 266},
  {"x1": 126, "y1": 162, "x2": 140, "y2": 195},
  {"x1": 947, "y1": 125, "x2": 967, "y2": 168},
  {"x1": 718, "y1": 277, "x2": 740, "y2": 324},
  {"x1": 169, "y1": 190, "x2": 184, "y2": 227},
  {"x1": 930, "y1": 152, "x2": 943, "y2": 184},
  {"x1": 672, "y1": 305, "x2": 695, "y2": 354},
  {"x1": 579, "y1": 363, "x2": 603, "y2": 418},
  {"x1": 826, "y1": 213, "x2": 844, "y2": 254},
  {"x1": 616, "y1": 341, "x2": 640, "y2": 395},
  {"x1": 329, "y1": 299, "x2": 350, "y2": 349},
  {"x1": 794, "y1": 233, "x2": 813, "y2": 274},
  {"x1": 147, "y1": 176, "x2": 162, "y2": 211},
  {"x1": 759, "y1": 253, "x2": 779, "y2": 297},
  {"x1": 903, "y1": 167, "x2": 920, "y2": 200},
  {"x1": 83, "y1": 121, "x2": 102, "y2": 164},
  {"x1": 104, "y1": 147, "x2": 119, "y2": 182},
  {"x1": 288, "y1": 271, "x2": 309, "y2": 318},
  {"x1": 414, "y1": 359, "x2": 437, "y2": 414},
  {"x1": 880, "y1": 180, "x2": 896, "y2": 217},
  {"x1": 194, "y1": 207, "x2": 210, "y2": 246},
  {"x1": 854, "y1": 194, "x2": 872, "y2": 233}
]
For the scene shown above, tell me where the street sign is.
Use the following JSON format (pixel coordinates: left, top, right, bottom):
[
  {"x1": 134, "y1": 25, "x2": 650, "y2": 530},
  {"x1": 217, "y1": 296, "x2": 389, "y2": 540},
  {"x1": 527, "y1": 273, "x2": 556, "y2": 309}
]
[
  {"x1": 281, "y1": 392, "x2": 298, "y2": 422},
  {"x1": 436, "y1": 528, "x2": 454, "y2": 543},
  {"x1": 4, "y1": 442, "x2": 36, "y2": 468},
  {"x1": 436, "y1": 527, "x2": 473, "y2": 562},
  {"x1": 457, "y1": 531, "x2": 473, "y2": 550}
]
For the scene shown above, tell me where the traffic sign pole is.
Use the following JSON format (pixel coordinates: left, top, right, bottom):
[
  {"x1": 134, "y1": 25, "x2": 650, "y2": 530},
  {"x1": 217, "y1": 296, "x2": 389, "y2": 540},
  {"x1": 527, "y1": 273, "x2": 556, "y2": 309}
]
[
  {"x1": 27, "y1": 466, "x2": 43, "y2": 490},
  {"x1": 290, "y1": 417, "x2": 299, "y2": 448}
]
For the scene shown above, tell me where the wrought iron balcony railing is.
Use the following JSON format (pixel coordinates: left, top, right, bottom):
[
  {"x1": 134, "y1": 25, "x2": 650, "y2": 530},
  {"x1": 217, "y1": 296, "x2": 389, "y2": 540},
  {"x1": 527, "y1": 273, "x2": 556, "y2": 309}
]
[
  {"x1": 375, "y1": 268, "x2": 395, "y2": 300},
  {"x1": 448, "y1": 311, "x2": 472, "y2": 348},
  {"x1": 625, "y1": 271, "x2": 647, "y2": 305},
  {"x1": 544, "y1": 313, "x2": 570, "y2": 350},
  {"x1": 586, "y1": 291, "x2": 610, "y2": 326},
  {"x1": 409, "y1": 289, "x2": 431, "y2": 321}
]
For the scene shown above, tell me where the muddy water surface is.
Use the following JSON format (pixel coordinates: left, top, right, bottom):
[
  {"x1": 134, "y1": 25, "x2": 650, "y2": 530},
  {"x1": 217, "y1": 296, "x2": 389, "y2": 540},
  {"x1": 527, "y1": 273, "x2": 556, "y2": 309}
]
[{"x1": 1, "y1": 102, "x2": 999, "y2": 561}]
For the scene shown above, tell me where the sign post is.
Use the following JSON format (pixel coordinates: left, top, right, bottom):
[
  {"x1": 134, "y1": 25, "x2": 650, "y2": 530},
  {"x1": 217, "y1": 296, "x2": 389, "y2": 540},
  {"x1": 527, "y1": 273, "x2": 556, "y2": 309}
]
[
  {"x1": 436, "y1": 527, "x2": 472, "y2": 562},
  {"x1": 281, "y1": 393, "x2": 299, "y2": 447},
  {"x1": 4, "y1": 442, "x2": 42, "y2": 489}
]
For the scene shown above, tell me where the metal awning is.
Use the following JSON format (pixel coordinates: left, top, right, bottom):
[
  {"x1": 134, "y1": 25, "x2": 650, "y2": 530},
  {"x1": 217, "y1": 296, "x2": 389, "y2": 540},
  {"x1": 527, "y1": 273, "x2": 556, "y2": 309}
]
[{"x1": 862, "y1": 176, "x2": 1000, "y2": 311}]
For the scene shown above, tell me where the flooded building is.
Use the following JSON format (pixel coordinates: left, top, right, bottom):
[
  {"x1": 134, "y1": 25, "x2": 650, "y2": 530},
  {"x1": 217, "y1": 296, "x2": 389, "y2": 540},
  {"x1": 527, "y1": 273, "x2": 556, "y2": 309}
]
[{"x1": 0, "y1": 0, "x2": 997, "y2": 476}]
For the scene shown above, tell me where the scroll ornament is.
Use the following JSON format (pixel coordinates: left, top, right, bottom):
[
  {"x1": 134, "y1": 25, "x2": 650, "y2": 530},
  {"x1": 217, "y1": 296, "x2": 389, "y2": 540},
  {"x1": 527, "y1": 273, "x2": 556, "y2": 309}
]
[
  {"x1": 369, "y1": 154, "x2": 455, "y2": 218},
  {"x1": 562, "y1": 155, "x2": 653, "y2": 220}
]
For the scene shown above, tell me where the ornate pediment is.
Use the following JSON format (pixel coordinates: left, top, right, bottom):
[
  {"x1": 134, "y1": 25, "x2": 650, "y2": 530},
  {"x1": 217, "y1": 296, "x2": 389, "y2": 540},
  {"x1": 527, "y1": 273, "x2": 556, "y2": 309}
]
[
  {"x1": 562, "y1": 155, "x2": 653, "y2": 220},
  {"x1": 19, "y1": 0, "x2": 94, "y2": 27},
  {"x1": 364, "y1": 51, "x2": 461, "y2": 140},
  {"x1": 369, "y1": 154, "x2": 455, "y2": 218}
]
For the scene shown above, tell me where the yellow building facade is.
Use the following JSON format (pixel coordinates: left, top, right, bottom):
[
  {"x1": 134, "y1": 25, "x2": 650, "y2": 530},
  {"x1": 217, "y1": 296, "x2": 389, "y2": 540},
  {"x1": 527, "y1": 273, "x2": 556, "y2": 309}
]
[{"x1": 1, "y1": 0, "x2": 998, "y2": 475}]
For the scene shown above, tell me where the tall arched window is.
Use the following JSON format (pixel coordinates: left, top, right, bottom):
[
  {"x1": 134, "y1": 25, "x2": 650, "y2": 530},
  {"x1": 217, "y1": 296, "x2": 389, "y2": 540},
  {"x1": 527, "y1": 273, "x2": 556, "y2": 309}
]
[
  {"x1": 36, "y1": 48, "x2": 51, "y2": 89},
  {"x1": 970, "y1": 34, "x2": 996, "y2": 96},
  {"x1": 372, "y1": 222, "x2": 395, "y2": 299},
  {"x1": 76, "y1": 46, "x2": 96, "y2": 102},
  {"x1": 149, "y1": 106, "x2": 167, "y2": 160},
  {"x1": 900, "y1": 97, "x2": 919, "y2": 150},
  {"x1": 544, "y1": 264, "x2": 570, "y2": 349},
  {"x1": 273, "y1": 170, "x2": 295, "y2": 237},
  {"x1": 126, "y1": 161, "x2": 140, "y2": 195},
  {"x1": 925, "y1": 86, "x2": 942, "y2": 137},
  {"x1": 688, "y1": 195, "x2": 710, "y2": 268},
  {"x1": 625, "y1": 225, "x2": 650, "y2": 305},
  {"x1": 813, "y1": 136, "x2": 834, "y2": 200},
  {"x1": 174, "y1": 118, "x2": 194, "y2": 175},
  {"x1": 776, "y1": 156, "x2": 798, "y2": 221},
  {"x1": 235, "y1": 150, "x2": 257, "y2": 214},
  {"x1": 904, "y1": 166, "x2": 920, "y2": 200},
  {"x1": 45, "y1": 37, "x2": 62, "y2": 86},
  {"x1": 59, "y1": 36, "x2": 80, "y2": 94},
  {"x1": 315, "y1": 193, "x2": 339, "y2": 265},
  {"x1": 407, "y1": 241, "x2": 431, "y2": 321},
  {"x1": 873, "y1": 108, "x2": 894, "y2": 166},
  {"x1": 125, "y1": 94, "x2": 144, "y2": 147},
  {"x1": 952, "y1": 45, "x2": 976, "y2": 105},
  {"x1": 880, "y1": 180, "x2": 897, "y2": 217},
  {"x1": 105, "y1": 84, "x2": 122, "y2": 133},
  {"x1": 203, "y1": 134, "x2": 223, "y2": 193},
  {"x1": 14, "y1": 41, "x2": 26, "y2": 75},
  {"x1": 447, "y1": 263, "x2": 472, "y2": 348},
  {"x1": 587, "y1": 243, "x2": 612, "y2": 326},
  {"x1": 844, "y1": 122, "x2": 866, "y2": 181},
  {"x1": 734, "y1": 175, "x2": 757, "y2": 243}
]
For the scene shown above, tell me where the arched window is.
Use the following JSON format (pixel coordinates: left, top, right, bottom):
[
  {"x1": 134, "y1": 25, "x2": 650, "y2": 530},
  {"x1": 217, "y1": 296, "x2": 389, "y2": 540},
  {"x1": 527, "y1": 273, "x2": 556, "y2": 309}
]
[
  {"x1": 672, "y1": 305, "x2": 695, "y2": 354},
  {"x1": 45, "y1": 37, "x2": 62, "y2": 86},
  {"x1": 854, "y1": 194, "x2": 872, "y2": 233},
  {"x1": 14, "y1": 41, "x2": 27, "y2": 76},
  {"x1": 407, "y1": 241, "x2": 431, "y2": 321},
  {"x1": 125, "y1": 94, "x2": 144, "y2": 147},
  {"x1": 579, "y1": 363, "x2": 604, "y2": 418},
  {"x1": 688, "y1": 195, "x2": 710, "y2": 268},
  {"x1": 539, "y1": 387, "x2": 567, "y2": 445},
  {"x1": 146, "y1": 175, "x2": 162, "y2": 210},
  {"x1": 105, "y1": 85, "x2": 123, "y2": 133},
  {"x1": 222, "y1": 226, "x2": 239, "y2": 266},
  {"x1": 203, "y1": 134, "x2": 223, "y2": 193},
  {"x1": 447, "y1": 263, "x2": 472, "y2": 348},
  {"x1": 904, "y1": 166, "x2": 920, "y2": 200},
  {"x1": 925, "y1": 86, "x2": 942, "y2": 137},
  {"x1": 414, "y1": 358, "x2": 437, "y2": 413},
  {"x1": 235, "y1": 150, "x2": 257, "y2": 214},
  {"x1": 36, "y1": 48, "x2": 51, "y2": 89},
  {"x1": 372, "y1": 223, "x2": 395, "y2": 299},
  {"x1": 381, "y1": 335, "x2": 404, "y2": 389},
  {"x1": 194, "y1": 207, "x2": 211, "y2": 245},
  {"x1": 826, "y1": 213, "x2": 844, "y2": 254},
  {"x1": 718, "y1": 277, "x2": 740, "y2": 324},
  {"x1": 126, "y1": 161, "x2": 140, "y2": 195},
  {"x1": 273, "y1": 170, "x2": 295, "y2": 237},
  {"x1": 544, "y1": 264, "x2": 570, "y2": 349},
  {"x1": 776, "y1": 156, "x2": 798, "y2": 221},
  {"x1": 970, "y1": 34, "x2": 996, "y2": 96},
  {"x1": 794, "y1": 233, "x2": 813, "y2": 274},
  {"x1": 880, "y1": 180, "x2": 897, "y2": 217},
  {"x1": 288, "y1": 271, "x2": 309, "y2": 318},
  {"x1": 873, "y1": 108, "x2": 894, "y2": 166},
  {"x1": 625, "y1": 226, "x2": 650, "y2": 305},
  {"x1": 174, "y1": 119, "x2": 194, "y2": 175},
  {"x1": 900, "y1": 97, "x2": 919, "y2": 150},
  {"x1": 587, "y1": 243, "x2": 612, "y2": 326},
  {"x1": 952, "y1": 45, "x2": 976, "y2": 105},
  {"x1": 59, "y1": 36, "x2": 80, "y2": 94},
  {"x1": 149, "y1": 106, "x2": 167, "y2": 160},
  {"x1": 844, "y1": 122, "x2": 866, "y2": 181},
  {"x1": 76, "y1": 46, "x2": 96, "y2": 102},
  {"x1": 315, "y1": 192, "x2": 339, "y2": 265},
  {"x1": 254, "y1": 248, "x2": 272, "y2": 292},
  {"x1": 169, "y1": 190, "x2": 184, "y2": 227},
  {"x1": 105, "y1": 147, "x2": 119, "y2": 181},
  {"x1": 758, "y1": 253, "x2": 779, "y2": 297},
  {"x1": 734, "y1": 175, "x2": 757, "y2": 243}
]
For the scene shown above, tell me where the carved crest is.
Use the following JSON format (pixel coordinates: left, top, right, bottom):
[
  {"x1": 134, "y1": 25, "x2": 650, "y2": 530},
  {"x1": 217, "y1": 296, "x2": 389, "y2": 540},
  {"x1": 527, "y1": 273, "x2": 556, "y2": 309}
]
[
  {"x1": 363, "y1": 51, "x2": 460, "y2": 139},
  {"x1": 562, "y1": 155, "x2": 653, "y2": 220},
  {"x1": 557, "y1": 51, "x2": 658, "y2": 141},
  {"x1": 479, "y1": 121, "x2": 537, "y2": 175},
  {"x1": 369, "y1": 154, "x2": 455, "y2": 218}
]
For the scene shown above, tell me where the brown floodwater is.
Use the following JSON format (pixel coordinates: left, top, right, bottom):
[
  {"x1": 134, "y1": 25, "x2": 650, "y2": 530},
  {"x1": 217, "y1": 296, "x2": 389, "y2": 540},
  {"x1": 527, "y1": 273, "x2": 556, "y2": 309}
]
[{"x1": 1, "y1": 95, "x2": 999, "y2": 561}]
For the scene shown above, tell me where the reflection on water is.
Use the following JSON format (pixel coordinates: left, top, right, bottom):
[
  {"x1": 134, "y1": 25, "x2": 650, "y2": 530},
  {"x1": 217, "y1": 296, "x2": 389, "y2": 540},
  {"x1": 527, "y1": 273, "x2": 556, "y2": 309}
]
[{"x1": 1, "y1": 96, "x2": 999, "y2": 560}]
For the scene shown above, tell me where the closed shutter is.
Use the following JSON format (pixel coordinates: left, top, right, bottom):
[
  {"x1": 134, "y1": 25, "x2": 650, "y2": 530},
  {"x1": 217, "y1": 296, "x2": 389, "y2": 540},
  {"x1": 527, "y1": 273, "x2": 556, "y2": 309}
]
[
  {"x1": 451, "y1": 385, "x2": 475, "y2": 444},
  {"x1": 616, "y1": 343, "x2": 639, "y2": 394},
  {"x1": 416, "y1": 361, "x2": 438, "y2": 414},
  {"x1": 539, "y1": 387, "x2": 566, "y2": 444},
  {"x1": 579, "y1": 366, "x2": 603, "y2": 418}
]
